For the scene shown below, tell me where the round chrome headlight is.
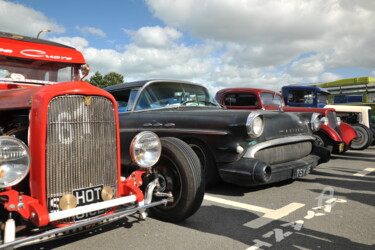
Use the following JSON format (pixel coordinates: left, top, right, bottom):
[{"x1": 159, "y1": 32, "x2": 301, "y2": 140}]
[
  {"x1": 0, "y1": 136, "x2": 31, "y2": 188},
  {"x1": 130, "y1": 131, "x2": 161, "y2": 168},
  {"x1": 310, "y1": 113, "x2": 321, "y2": 132},
  {"x1": 320, "y1": 117, "x2": 329, "y2": 126},
  {"x1": 246, "y1": 112, "x2": 264, "y2": 138}
]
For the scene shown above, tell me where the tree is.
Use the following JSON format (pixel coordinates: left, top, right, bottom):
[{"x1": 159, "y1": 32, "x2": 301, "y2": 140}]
[{"x1": 89, "y1": 71, "x2": 124, "y2": 88}]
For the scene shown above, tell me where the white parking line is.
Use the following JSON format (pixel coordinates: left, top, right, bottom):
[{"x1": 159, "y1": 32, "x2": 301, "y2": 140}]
[
  {"x1": 353, "y1": 168, "x2": 375, "y2": 177},
  {"x1": 204, "y1": 195, "x2": 305, "y2": 229},
  {"x1": 244, "y1": 202, "x2": 305, "y2": 229},
  {"x1": 204, "y1": 195, "x2": 272, "y2": 213}
]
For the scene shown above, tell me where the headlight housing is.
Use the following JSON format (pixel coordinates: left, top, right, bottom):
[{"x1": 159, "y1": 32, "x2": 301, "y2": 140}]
[
  {"x1": 130, "y1": 131, "x2": 161, "y2": 168},
  {"x1": 310, "y1": 113, "x2": 321, "y2": 132},
  {"x1": 246, "y1": 112, "x2": 264, "y2": 138},
  {"x1": 0, "y1": 136, "x2": 31, "y2": 188}
]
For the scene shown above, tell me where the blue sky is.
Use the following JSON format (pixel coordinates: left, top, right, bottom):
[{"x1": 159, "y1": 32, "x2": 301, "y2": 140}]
[{"x1": 1, "y1": 0, "x2": 375, "y2": 93}]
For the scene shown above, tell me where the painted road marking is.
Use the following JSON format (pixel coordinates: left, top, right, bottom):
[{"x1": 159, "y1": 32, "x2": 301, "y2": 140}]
[
  {"x1": 204, "y1": 195, "x2": 305, "y2": 229},
  {"x1": 244, "y1": 202, "x2": 305, "y2": 229},
  {"x1": 353, "y1": 168, "x2": 375, "y2": 177}
]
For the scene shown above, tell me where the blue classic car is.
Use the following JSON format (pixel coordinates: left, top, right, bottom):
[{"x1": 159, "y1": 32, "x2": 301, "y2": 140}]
[{"x1": 105, "y1": 80, "x2": 329, "y2": 187}]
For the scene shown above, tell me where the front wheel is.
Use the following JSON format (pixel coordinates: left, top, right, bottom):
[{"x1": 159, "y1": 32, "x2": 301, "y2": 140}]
[
  {"x1": 350, "y1": 124, "x2": 373, "y2": 150},
  {"x1": 185, "y1": 139, "x2": 221, "y2": 188},
  {"x1": 313, "y1": 132, "x2": 334, "y2": 153},
  {"x1": 150, "y1": 137, "x2": 204, "y2": 222}
]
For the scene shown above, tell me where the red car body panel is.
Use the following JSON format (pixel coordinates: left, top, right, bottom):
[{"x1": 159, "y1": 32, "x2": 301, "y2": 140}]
[
  {"x1": 0, "y1": 36, "x2": 85, "y2": 63},
  {"x1": 340, "y1": 122, "x2": 358, "y2": 146}
]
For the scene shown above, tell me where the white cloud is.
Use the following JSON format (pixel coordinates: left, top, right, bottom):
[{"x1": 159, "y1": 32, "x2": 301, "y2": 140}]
[
  {"x1": 123, "y1": 26, "x2": 182, "y2": 48},
  {"x1": 76, "y1": 26, "x2": 106, "y2": 38},
  {"x1": 319, "y1": 72, "x2": 342, "y2": 83},
  {"x1": 0, "y1": 0, "x2": 65, "y2": 37},
  {"x1": 146, "y1": 0, "x2": 375, "y2": 71},
  {"x1": 1, "y1": 0, "x2": 374, "y2": 94},
  {"x1": 50, "y1": 37, "x2": 89, "y2": 51}
]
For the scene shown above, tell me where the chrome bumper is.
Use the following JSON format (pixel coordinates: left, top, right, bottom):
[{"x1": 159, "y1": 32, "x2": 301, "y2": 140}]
[{"x1": 0, "y1": 199, "x2": 167, "y2": 249}]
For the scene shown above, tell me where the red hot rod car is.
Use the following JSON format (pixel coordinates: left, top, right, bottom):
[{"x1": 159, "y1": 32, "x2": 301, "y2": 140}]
[{"x1": 0, "y1": 32, "x2": 203, "y2": 248}]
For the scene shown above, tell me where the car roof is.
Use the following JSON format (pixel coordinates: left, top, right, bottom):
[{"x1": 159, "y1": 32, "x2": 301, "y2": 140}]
[
  {"x1": 282, "y1": 85, "x2": 329, "y2": 93},
  {"x1": 217, "y1": 88, "x2": 280, "y2": 95},
  {"x1": 0, "y1": 31, "x2": 75, "y2": 49},
  {"x1": 104, "y1": 79, "x2": 205, "y2": 92}
]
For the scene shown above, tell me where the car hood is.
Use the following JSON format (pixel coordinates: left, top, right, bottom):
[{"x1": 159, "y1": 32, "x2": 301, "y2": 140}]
[{"x1": 129, "y1": 107, "x2": 312, "y2": 141}]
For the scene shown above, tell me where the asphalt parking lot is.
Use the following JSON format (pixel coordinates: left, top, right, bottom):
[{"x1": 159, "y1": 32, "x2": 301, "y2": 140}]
[{"x1": 23, "y1": 146, "x2": 374, "y2": 250}]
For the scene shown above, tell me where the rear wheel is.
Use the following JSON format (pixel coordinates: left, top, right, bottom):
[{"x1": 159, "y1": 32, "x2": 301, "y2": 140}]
[
  {"x1": 150, "y1": 137, "x2": 204, "y2": 222},
  {"x1": 350, "y1": 124, "x2": 373, "y2": 150}
]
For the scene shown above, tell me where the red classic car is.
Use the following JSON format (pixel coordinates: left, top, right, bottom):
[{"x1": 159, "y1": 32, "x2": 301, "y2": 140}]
[{"x1": 216, "y1": 88, "x2": 357, "y2": 154}]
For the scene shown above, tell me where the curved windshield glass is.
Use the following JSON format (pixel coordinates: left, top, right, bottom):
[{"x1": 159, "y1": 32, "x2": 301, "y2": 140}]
[
  {"x1": 0, "y1": 55, "x2": 82, "y2": 85},
  {"x1": 136, "y1": 81, "x2": 220, "y2": 110}
]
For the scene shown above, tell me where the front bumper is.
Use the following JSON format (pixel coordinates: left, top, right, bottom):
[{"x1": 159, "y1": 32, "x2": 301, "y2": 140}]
[
  {"x1": 218, "y1": 154, "x2": 321, "y2": 187},
  {"x1": 0, "y1": 199, "x2": 167, "y2": 249}
]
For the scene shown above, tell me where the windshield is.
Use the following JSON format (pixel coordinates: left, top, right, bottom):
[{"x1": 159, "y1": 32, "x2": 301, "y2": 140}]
[
  {"x1": 287, "y1": 90, "x2": 314, "y2": 104},
  {"x1": 0, "y1": 55, "x2": 82, "y2": 85},
  {"x1": 136, "y1": 81, "x2": 220, "y2": 110}
]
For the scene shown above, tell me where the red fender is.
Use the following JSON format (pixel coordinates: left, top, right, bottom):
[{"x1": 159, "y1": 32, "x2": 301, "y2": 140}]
[
  {"x1": 319, "y1": 124, "x2": 343, "y2": 142},
  {"x1": 340, "y1": 122, "x2": 357, "y2": 147}
]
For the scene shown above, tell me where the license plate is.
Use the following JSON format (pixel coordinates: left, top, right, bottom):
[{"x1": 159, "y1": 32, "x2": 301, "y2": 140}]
[
  {"x1": 73, "y1": 184, "x2": 106, "y2": 220},
  {"x1": 293, "y1": 166, "x2": 311, "y2": 178}
]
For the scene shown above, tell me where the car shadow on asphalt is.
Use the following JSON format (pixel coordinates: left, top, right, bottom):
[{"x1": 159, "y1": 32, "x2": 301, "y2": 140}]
[
  {"x1": 299, "y1": 175, "x2": 374, "y2": 194},
  {"x1": 178, "y1": 205, "x2": 374, "y2": 250},
  {"x1": 331, "y1": 155, "x2": 375, "y2": 163},
  {"x1": 18, "y1": 214, "x2": 142, "y2": 250},
  {"x1": 206, "y1": 179, "x2": 295, "y2": 197},
  {"x1": 310, "y1": 169, "x2": 374, "y2": 182}
]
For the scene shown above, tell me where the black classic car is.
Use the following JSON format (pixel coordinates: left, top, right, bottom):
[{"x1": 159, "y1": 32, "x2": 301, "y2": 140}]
[{"x1": 105, "y1": 80, "x2": 329, "y2": 187}]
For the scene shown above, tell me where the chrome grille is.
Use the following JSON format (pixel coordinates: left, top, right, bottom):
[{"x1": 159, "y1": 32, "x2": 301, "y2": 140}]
[
  {"x1": 46, "y1": 95, "x2": 118, "y2": 219},
  {"x1": 327, "y1": 111, "x2": 341, "y2": 136},
  {"x1": 254, "y1": 141, "x2": 312, "y2": 165}
]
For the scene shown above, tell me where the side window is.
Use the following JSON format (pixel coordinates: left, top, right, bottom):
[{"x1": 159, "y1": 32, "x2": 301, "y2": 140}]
[
  {"x1": 288, "y1": 90, "x2": 314, "y2": 103},
  {"x1": 112, "y1": 89, "x2": 132, "y2": 112},
  {"x1": 224, "y1": 93, "x2": 257, "y2": 106},
  {"x1": 260, "y1": 92, "x2": 282, "y2": 105}
]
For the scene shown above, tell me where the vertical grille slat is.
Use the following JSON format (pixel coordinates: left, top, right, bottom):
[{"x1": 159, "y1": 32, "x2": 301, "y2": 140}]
[{"x1": 46, "y1": 95, "x2": 118, "y2": 219}]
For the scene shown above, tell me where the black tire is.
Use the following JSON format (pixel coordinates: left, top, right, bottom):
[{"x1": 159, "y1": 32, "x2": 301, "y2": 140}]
[
  {"x1": 313, "y1": 132, "x2": 334, "y2": 153},
  {"x1": 184, "y1": 139, "x2": 221, "y2": 188},
  {"x1": 350, "y1": 124, "x2": 373, "y2": 150},
  {"x1": 150, "y1": 137, "x2": 204, "y2": 222}
]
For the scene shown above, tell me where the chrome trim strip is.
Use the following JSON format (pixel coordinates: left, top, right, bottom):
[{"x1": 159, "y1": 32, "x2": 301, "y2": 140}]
[
  {"x1": 243, "y1": 135, "x2": 315, "y2": 158},
  {"x1": 120, "y1": 128, "x2": 228, "y2": 135},
  {"x1": 1, "y1": 199, "x2": 167, "y2": 249},
  {"x1": 49, "y1": 195, "x2": 137, "y2": 222}
]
